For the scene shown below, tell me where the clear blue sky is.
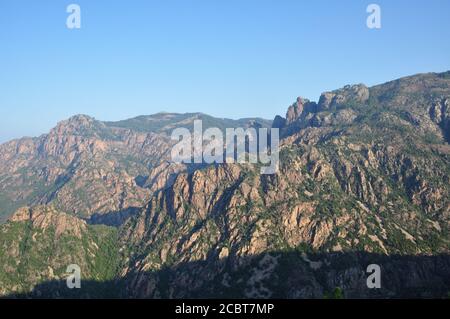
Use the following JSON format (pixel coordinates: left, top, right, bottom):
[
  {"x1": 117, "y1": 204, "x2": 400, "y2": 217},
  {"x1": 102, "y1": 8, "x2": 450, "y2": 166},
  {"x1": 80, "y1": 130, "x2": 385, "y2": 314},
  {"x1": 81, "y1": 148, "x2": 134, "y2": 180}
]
[{"x1": 1, "y1": 0, "x2": 450, "y2": 143}]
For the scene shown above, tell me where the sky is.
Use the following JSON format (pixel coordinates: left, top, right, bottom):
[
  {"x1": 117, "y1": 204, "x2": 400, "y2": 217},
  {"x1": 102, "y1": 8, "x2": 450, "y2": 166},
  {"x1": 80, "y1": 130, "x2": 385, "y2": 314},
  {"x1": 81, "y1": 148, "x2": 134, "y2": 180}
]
[{"x1": 1, "y1": 0, "x2": 450, "y2": 143}]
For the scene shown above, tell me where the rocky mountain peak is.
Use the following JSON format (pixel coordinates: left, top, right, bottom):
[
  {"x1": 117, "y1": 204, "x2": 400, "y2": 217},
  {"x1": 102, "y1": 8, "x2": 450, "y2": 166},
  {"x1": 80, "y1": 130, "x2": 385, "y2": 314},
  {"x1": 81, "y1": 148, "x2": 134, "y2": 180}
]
[
  {"x1": 273, "y1": 83, "x2": 371, "y2": 132},
  {"x1": 318, "y1": 84, "x2": 369, "y2": 111},
  {"x1": 286, "y1": 97, "x2": 312, "y2": 124},
  {"x1": 51, "y1": 114, "x2": 101, "y2": 136},
  {"x1": 62, "y1": 114, "x2": 96, "y2": 126}
]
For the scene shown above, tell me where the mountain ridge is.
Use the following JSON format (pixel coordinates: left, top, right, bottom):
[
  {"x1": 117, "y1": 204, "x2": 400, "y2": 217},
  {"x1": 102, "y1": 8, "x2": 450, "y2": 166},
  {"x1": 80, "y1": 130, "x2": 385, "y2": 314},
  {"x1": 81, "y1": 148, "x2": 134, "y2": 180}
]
[{"x1": 0, "y1": 70, "x2": 449, "y2": 298}]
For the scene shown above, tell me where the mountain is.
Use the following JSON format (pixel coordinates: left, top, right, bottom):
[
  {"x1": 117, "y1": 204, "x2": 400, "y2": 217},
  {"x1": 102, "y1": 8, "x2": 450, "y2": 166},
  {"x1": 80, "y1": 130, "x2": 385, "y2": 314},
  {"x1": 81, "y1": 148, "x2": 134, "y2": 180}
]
[
  {"x1": 0, "y1": 71, "x2": 449, "y2": 298},
  {"x1": 0, "y1": 113, "x2": 271, "y2": 223}
]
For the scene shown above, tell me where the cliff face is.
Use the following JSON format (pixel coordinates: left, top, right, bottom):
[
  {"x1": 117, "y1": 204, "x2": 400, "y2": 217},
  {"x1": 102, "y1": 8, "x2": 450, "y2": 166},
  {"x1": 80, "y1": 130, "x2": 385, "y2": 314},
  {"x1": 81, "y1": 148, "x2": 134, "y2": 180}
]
[{"x1": 0, "y1": 71, "x2": 449, "y2": 298}]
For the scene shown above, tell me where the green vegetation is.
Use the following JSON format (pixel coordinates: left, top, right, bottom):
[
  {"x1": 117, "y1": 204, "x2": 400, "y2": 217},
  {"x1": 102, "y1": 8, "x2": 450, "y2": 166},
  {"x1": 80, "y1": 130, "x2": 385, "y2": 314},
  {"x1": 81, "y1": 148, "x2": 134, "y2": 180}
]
[
  {"x1": 105, "y1": 113, "x2": 272, "y2": 134},
  {"x1": 0, "y1": 217, "x2": 120, "y2": 297},
  {"x1": 324, "y1": 287, "x2": 344, "y2": 299}
]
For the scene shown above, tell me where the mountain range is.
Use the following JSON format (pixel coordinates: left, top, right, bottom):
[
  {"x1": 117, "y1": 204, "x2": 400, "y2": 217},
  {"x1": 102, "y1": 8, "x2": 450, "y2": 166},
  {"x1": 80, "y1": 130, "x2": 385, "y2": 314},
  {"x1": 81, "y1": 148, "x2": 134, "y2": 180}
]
[{"x1": 0, "y1": 71, "x2": 449, "y2": 298}]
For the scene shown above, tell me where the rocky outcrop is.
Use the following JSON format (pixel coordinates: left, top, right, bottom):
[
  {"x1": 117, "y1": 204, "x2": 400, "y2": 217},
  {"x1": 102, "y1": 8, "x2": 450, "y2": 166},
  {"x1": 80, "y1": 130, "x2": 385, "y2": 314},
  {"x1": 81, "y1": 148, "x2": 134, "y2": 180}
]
[
  {"x1": 283, "y1": 97, "x2": 318, "y2": 126},
  {"x1": 318, "y1": 84, "x2": 369, "y2": 111},
  {"x1": 272, "y1": 85, "x2": 369, "y2": 136},
  {"x1": 9, "y1": 206, "x2": 87, "y2": 238}
]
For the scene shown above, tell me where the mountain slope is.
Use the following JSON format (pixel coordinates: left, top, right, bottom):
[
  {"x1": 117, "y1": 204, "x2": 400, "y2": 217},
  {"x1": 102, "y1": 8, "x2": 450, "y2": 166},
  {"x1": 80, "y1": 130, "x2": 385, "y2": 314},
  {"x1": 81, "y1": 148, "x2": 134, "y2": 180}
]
[
  {"x1": 118, "y1": 71, "x2": 450, "y2": 298},
  {"x1": 0, "y1": 205, "x2": 119, "y2": 297},
  {"x1": 0, "y1": 71, "x2": 449, "y2": 298},
  {"x1": 0, "y1": 113, "x2": 271, "y2": 223}
]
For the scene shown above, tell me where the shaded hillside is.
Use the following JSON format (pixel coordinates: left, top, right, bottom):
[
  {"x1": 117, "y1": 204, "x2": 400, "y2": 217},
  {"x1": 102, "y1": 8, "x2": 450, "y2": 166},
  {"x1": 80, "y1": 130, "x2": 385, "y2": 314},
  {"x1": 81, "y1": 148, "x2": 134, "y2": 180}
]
[{"x1": 3, "y1": 250, "x2": 449, "y2": 299}]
